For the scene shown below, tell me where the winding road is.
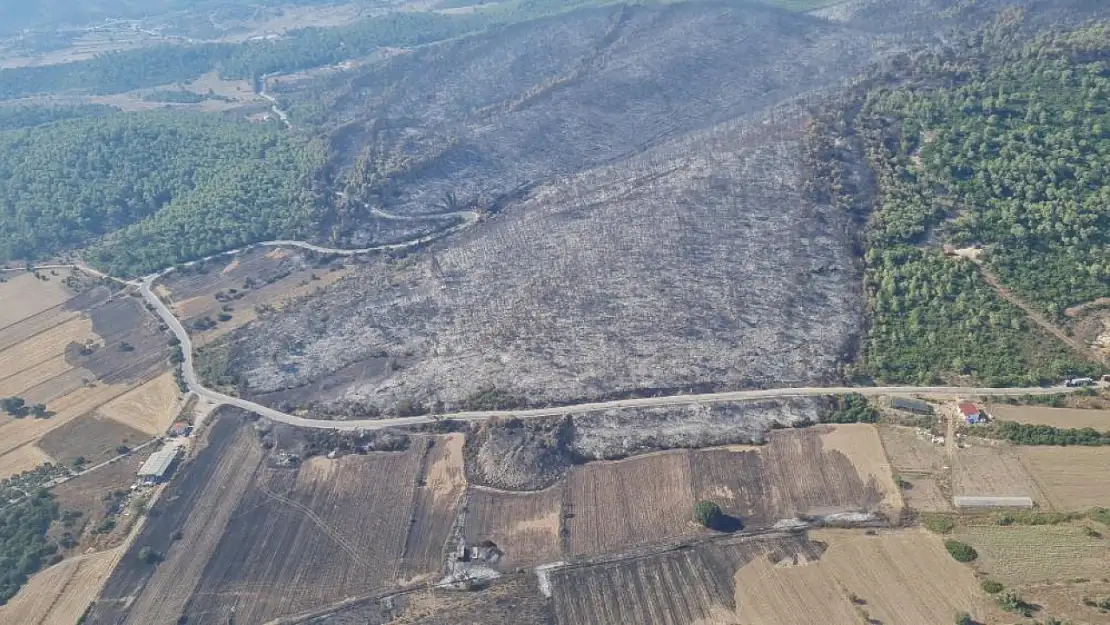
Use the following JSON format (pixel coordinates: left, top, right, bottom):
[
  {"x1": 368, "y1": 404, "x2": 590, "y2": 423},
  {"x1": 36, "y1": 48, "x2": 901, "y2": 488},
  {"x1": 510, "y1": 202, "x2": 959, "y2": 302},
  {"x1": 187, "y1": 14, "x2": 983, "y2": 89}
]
[{"x1": 5, "y1": 209, "x2": 1090, "y2": 433}]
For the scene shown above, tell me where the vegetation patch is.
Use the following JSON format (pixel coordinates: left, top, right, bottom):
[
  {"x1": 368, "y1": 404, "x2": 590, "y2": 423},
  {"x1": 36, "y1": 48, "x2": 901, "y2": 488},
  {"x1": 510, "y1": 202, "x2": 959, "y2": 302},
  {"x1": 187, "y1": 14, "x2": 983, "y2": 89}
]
[
  {"x1": 922, "y1": 514, "x2": 957, "y2": 534},
  {"x1": 0, "y1": 490, "x2": 62, "y2": 605},
  {"x1": 823, "y1": 394, "x2": 879, "y2": 424},
  {"x1": 944, "y1": 539, "x2": 978, "y2": 563},
  {"x1": 988, "y1": 421, "x2": 1110, "y2": 446}
]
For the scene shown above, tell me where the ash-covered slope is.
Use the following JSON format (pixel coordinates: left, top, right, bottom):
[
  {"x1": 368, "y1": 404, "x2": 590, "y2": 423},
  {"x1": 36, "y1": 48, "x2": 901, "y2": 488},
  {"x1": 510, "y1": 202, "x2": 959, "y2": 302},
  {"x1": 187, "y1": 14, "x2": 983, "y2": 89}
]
[{"x1": 220, "y1": 0, "x2": 1013, "y2": 413}]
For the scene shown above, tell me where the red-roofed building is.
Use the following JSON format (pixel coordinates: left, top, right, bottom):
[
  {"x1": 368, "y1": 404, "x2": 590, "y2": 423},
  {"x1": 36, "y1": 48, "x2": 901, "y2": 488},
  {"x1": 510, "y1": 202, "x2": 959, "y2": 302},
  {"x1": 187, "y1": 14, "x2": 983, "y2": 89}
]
[
  {"x1": 958, "y1": 402, "x2": 983, "y2": 424},
  {"x1": 168, "y1": 422, "x2": 193, "y2": 437}
]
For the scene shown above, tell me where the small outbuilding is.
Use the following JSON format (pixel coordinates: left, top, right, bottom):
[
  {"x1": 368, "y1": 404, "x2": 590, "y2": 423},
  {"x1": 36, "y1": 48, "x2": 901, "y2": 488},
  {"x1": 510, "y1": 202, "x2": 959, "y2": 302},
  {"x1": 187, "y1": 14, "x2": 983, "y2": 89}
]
[
  {"x1": 889, "y1": 397, "x2": 934, "y2": 415},
  {"x1": 168, "y1": 422, "x2": 193, "y2": 437},
  {"x1": 958, "y1": 402, "x2": 984, "y2": 424}
]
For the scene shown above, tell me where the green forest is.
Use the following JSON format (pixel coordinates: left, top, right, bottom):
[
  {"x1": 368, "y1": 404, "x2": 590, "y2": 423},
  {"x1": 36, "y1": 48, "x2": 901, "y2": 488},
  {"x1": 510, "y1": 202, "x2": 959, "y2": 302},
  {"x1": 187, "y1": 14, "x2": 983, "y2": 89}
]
[
  {"x1": 0, "y1": 111, "x2": 325, "y2": 275},
  {"x1": 0, "y1": 490, "x2": 60, "y2": 605},
  {"x1": 843, "y1": 18, "x2": 1110, "y2": 385}
]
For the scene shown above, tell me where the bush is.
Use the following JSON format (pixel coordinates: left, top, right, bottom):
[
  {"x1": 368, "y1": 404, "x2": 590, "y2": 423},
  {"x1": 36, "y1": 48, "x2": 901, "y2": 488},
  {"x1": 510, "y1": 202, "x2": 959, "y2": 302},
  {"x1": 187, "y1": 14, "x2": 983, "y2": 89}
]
[
  {"x1": 955, "y1": 612, "x2": 973, "y2": 625},
  {"x1": 997, "y1": 589, "x2": 1032, "y2": 616},
  {"x1": 945, "y1": 540, "x2": 978, "y2": 563},
  {"x1": 137, "y1": 546, "x2": 163, "y2": 565},
  {"x1": 981, "y1": 580, "x2": 1004, "y2": 594},
  {"x1": 693, "y1": 501, "x2": 723, "y2": 528},
  {"x1": 1089, "y1": 508, "x2": 1110, "y2": 526},
  {"x1": 922, "y1": 515, "x2": 956, "y2": 534}
]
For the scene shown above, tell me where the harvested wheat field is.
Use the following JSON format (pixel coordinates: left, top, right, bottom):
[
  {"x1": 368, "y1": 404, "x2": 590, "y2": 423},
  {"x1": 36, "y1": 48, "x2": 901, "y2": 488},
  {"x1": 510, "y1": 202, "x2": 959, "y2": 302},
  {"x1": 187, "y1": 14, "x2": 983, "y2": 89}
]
[
  {"x1": 90, "y1": 410, "x2": 440, "y2": 625},
  {"x1": 0, "y1": 549, "x2": 120, "y2": 625},
  {"x1": 953, "y1": 524, "x2": 1110, "y2": 586},
  {"x1": 689, "y1": 426, "x2": 898, "y2": 528},
  {"x1": 565, "y1": 451, "x2": 698, "y2": 557},
  {"x1": 37, "y1": 412, "x2": 149, "y2": 466},
  {"x1": 729, "y1": 529, "x2": 997, "y2": 625},
  {"x1": 0, "y1": 443, "x2": 53, "y2": 478},
  {"x1": 0, "y1": 315, "x2": 93, "y2": 384},
  {"x1": 465, "y1": 484, "x2": 564, "y2": 570},
  {"x1": 0, "y1": 272, "x2": 75, "y2": 328},
  {"x1": 878, "y1": 425, "x2": 945, "y2": 473},
  {"x1": 951, "y1": 442, "x2": 1046, "y2": 503},
  {"x1": 95, "y1": 371, "x2": 181, "y2": 436},
  {"x1": 400, "y1": 434, "x2": 468, "y2": 582},
  {"x1": 991, "y1": 405, "x2": 1110, "y2": 430},
  {"x1": 1017, "y1": 446, "x2": 1110, "y2": 510}
]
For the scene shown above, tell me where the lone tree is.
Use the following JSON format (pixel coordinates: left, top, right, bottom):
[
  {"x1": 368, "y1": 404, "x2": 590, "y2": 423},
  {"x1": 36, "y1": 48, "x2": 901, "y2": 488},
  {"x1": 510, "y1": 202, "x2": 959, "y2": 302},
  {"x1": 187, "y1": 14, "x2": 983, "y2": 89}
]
[
  {"x1": 693, "y1": 501, "x2": 723, "y2": 528},
  {"x1": 955, "y1": 612, "x2": 973, "y2": 625}
]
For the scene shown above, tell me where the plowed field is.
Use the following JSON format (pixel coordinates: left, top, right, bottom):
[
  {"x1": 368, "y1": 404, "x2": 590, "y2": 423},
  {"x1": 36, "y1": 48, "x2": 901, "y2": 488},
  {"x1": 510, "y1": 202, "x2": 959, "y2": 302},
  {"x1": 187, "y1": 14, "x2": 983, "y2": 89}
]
[{"x1": 465, "y1": 485, "x2": 565, "y2": 570}]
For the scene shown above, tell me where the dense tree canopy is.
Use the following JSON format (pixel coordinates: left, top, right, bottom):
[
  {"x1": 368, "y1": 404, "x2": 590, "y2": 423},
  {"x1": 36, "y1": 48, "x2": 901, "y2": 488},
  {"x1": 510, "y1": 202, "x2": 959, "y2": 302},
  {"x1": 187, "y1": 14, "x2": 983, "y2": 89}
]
[
  {"x1": 841, "y1": 18, "x2": 1109, "y2": 385},
  {"x1": 0, "y1": 111, "x2": 325, "y2": 275},
  {"x1": 0, "y1": 490, "x2": 60, "y2": 605}
]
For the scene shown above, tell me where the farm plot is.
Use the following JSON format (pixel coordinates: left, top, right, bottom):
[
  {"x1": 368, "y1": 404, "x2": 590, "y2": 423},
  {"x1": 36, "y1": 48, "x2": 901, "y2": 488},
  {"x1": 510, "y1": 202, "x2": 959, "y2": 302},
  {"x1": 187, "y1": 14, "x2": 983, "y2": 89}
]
[
  {"x1": 183, "y1": 448, "x2": 425, "y2": 624},
  {"x1": 565, "y1": 451, "x2": 698, "y2": 557},
  {"x1": 0, "y1": 272, "x2": 75, "y2": 328},
  {"x1": 399, "y1": 434, "x2": 468, "y2": 583},
  {"x1": 1017, "y1": 446, "x2": 1110, "y2": 510},
  {"x1": 52, "y1": 452, "x2": 149, "y2": 552},
  {"x1": 464, "y1": 484, "x2": 565, "y2": 571},
  {"x1": 549, "y1": 533, "x2": 826, "y2": 625},
  {"x1": 37, "y1": 413, "x2": 148, "y2": 467},
  {"x1": 91, "y1": 409, "x2": 436, "y2": 625},
  {"x1": 95, "y1": 371, "x2": 181, "y2": 436},
  {"x1": 689, "y1": 425, "x2": 899, "y2": 528},
  {"x1": 953, "y1": 524, "x2": 1110, "y2": 586},
  {"x1": 0, "y1": 278, "x2": 171, "y2": 480},
  {"x1": 878, "y1": 425, "x2": 945, "y2": 473},
  {"x1": 0, "y1": 548, "x2": 120, "y2": 625},
  {"x1": 729, "y1": 529, "x2": 997, "y2": 625},
  {"x1": 951, "y1": 442, "x2": 1047, "y2": 503},
  {"x1": 991, "y1": 405, "x2": 1110, "y2": 430}
]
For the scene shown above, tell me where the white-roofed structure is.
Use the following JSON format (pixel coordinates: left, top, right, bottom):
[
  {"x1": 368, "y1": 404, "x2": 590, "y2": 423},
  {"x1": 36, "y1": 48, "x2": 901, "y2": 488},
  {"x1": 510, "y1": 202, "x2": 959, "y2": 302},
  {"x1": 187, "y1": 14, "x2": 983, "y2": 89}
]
[
  {"x1": 138, "y1": 443, "x2": 183, "y2": 485},
  {"x1": 952, "y1": 496, "x2": 1034, "y2": 509}
]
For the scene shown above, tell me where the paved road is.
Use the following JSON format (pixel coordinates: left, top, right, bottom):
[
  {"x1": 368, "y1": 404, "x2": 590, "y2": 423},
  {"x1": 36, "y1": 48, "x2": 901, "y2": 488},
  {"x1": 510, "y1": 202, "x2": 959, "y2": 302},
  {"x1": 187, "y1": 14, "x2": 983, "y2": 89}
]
[
  {"x1": 14, "y1": 227, "x2": 1087, "y2": 432},
  {"x1": 138, "y1": 279, "x2": 1091, "y2": 433}
]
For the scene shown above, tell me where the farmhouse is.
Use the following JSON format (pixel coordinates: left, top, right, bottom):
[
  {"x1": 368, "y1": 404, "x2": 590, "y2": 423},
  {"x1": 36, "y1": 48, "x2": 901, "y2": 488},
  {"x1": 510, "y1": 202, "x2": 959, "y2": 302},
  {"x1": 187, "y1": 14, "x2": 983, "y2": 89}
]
[
  {"x1": 168, "y1": 422, "x2": 193, "y2": 437},
  {"x1": 137, "y1": 443, "x2": 183, "y2": 485},
  {"x1": 958, "y1": 402, "x2": 984, "y2": 424}
]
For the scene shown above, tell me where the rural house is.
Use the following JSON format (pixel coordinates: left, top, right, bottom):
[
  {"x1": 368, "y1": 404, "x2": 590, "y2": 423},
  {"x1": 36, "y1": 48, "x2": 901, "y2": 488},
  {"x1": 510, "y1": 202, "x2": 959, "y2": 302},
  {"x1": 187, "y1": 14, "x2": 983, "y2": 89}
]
[{"x1": 958, "y1": 402, "x2": 984, "y2": 424}]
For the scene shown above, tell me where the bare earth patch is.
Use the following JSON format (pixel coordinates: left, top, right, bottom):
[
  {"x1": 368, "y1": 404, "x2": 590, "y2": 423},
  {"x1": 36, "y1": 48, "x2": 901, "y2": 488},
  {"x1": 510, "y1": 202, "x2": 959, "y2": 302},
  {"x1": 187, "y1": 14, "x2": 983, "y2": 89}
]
[{"x1": 1017, "y1": 446, "x2": 1110, "y2": 510}]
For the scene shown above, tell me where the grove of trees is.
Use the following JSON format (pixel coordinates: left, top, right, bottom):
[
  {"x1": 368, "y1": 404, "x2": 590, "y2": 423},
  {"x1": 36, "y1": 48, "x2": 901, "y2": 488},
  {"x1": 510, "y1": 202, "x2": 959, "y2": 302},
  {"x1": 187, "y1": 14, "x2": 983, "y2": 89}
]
[{"x1": 0, "y1": 490, "x2": 61, "y2": 605}]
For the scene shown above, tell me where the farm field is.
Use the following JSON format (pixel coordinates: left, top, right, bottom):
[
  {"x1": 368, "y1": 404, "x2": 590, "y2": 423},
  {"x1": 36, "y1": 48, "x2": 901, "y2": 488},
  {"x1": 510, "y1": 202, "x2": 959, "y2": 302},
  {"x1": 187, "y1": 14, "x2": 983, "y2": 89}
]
[
  {"x1": 52, "y1": 452, "x2": 150, "y2": 552},
  {"x1": 878, "y1": 425, "x2": 945, "y2": 473},
  {"x1": 898, "y1": 476, "x2": 951, "y2": 512},
  {"x1": 0, "y1": 273, "x2": 173, "y2": 480},
  {"x1": 689, "y1": 425, "x2": 900, "y2": 528},
  {"x1": 37, "y1": 413, "x2": 148, "y2": 467},
  {"x1": 1017, "y1": 446, "x2": 1110, "y2": 510},
  {"x1": 95, "y1": 371, "x2": 182, "y2": 436},
  {"x1": 953, "y1": 524, "x2": 1110, "y2": 586},
  {"x1": 399, "y1": 433, "x2": 467, "y2": 583},
  {"x1": 464, "y1": 485, "x2": 565, "y2": 571},
  {"x1": 88, "y1": 411, "x2": 451, "y2": 625},
  {"x1": 950, "y1": 442, "x2": 1046, "y2": 503},
  {"x1": 0, "y1": 549, "x2": 121, "y2": 625},
  {"x1": 991, "y1": 404, "x2": 1110, "y2": 430},
  {"x1": 729, "y1": 529, "x2": 998, "y2": 625},
  {"x1": 565, "y1": 451, "x2": 698, "y2": 557}
]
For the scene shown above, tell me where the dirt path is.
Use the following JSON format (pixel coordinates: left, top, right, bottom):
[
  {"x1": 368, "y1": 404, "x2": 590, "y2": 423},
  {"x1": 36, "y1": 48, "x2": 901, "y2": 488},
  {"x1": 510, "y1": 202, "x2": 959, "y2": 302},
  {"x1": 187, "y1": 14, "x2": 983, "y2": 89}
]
[{"x1": 975, "y1": 264, "x2": 1105, "y2": 366}]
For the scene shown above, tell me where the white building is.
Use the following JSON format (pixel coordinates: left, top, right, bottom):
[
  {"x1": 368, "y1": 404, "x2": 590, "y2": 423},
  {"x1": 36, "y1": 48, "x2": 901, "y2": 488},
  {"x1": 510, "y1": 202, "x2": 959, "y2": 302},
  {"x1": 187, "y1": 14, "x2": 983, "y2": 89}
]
[{"x1": 137, "y1": 443, "x2": 182, "y2": 485}]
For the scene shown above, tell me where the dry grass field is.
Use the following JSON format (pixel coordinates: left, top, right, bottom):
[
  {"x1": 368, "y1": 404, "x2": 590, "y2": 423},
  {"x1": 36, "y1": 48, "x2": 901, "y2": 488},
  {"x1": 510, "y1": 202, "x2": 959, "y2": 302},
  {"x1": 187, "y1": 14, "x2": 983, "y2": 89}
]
[
  {"x1": 52, "y1": 452, "x2": 149, "y2": 551},
  {"x1": 729, "y1": 529, "x2": 997, "y2": 625},
  {"x1": 399, "y1": 434, "x2": 467, "y2": 583},
  {"x1": 565, "y1": 451, "x2": 698, "y2": 557},
  {"x1": 0, "y1": 272, "x2": 74, "y2": 327},
  {"x1": 464, "y1": 485, "x2": 565, "y2": 570},
  {"x1": 37, "y1": 413, "x2": 149, "y2": 466},
  {"x1": 90, "y1": 411, "x2": 442, "y2": 625},
  {"x1": 0, "y1": 549, "x2": 120, "y2": 625},
  {"x1": 954, "y1": 524, "x2": 1110, "y2": 586},
  {"x1": 95, "y1": 371, "x2": 181, "y2": 436},
  {"x1": 690, "y1": 426, "x2": 899, "y2": 527},
  {"x1": 878, "y1": 425, "x2": 945, "y2": 473},
  {"x1": 951, "y1": 442, "x2": 1047, "y2": 503},
  {"x1": 1017, "y1": 446, "x2": 1110, "y2": 510},
  {"x1": 899, "y1": 476, "x2": 952, "y2": 512},
  {"x1": 991, "y1": 405, "x2": 1110, "y2": 429},
  {"x1": 0, "y1": 443, "x2": 53, "y2": 478},
  {"x1": 549, "y1": 529, "x2": 996, "y2": 625}
]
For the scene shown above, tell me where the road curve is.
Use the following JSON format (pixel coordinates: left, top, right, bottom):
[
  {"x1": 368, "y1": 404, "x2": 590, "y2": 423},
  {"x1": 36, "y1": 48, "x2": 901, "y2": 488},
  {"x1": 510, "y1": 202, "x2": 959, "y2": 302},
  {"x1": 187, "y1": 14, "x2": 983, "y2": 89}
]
[
  {"x1": 141, "y1": 272, "x2": 1086, "y2": 433},
  {"x1": 15, "y1": 232, "x2": 1087, "y2": 432}
]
